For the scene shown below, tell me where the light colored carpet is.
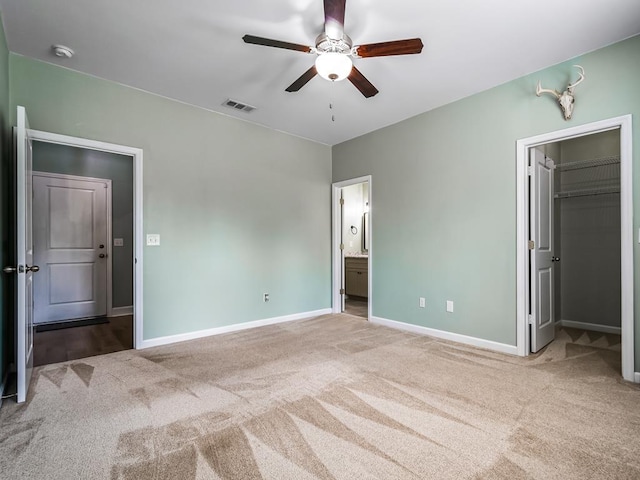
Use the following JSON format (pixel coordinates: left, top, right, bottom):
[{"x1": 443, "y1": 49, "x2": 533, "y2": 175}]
[{"x1": 0, "y1": 314, "x2": 638, "y2": 479}]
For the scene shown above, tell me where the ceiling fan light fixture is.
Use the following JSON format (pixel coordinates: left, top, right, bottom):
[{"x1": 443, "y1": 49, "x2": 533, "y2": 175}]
[{"x1": 315, "y1": 52, "x2": 352, "y2": 82}]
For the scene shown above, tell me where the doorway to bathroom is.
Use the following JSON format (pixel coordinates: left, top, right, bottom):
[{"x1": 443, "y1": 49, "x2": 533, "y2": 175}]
[{"x1": 332, "y1": 176, "x2": 372, "y2": 320}]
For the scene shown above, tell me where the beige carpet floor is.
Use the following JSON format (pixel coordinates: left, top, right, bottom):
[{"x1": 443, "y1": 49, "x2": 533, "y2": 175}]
[{"x1": 1, "y1": 314, "x2": 639, "y2": 479}]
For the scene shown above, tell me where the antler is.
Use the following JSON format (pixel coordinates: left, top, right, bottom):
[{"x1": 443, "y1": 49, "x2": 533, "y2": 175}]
[
  {"x1": 567, "y1": 65, "x2": 585, "y2": 93},
  {"x1": 536, "y1": 65, "x2": 585, "y2": 120},
  {"x1": 536, "y1": 81, "x2": 561, "y2": 99}
]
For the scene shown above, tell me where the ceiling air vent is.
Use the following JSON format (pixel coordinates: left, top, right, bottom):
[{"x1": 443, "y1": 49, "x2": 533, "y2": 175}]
[{"x1": 222, "y1": 99, "x2": 256, "y2": 113}]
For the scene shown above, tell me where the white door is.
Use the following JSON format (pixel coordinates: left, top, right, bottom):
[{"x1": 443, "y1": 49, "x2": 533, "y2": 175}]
[
  {"x1": 33, "y1": 174, "x2": 108, "y2": 324},
  {"x1": 530, "y1": 148, "x2": 555, "y2": 352},
  {"x1": 15, "y1": 106, "x2": 35, "y2": 403}
]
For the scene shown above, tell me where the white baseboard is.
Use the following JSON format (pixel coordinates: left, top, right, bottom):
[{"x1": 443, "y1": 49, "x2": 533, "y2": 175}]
[
  {"x1": 370, "y1": 316, "x2": 518, "y2": 355},
  {"x1": 139, "y1": 308, "x2": 333, "y2": 349},
  {"x1": 110, "y1": 305, "x2": 133, "y2": 317},
  {"x1": 634, "y1": 372, "x2": 640, "y2": 384},
  {"x1": 557, "y1": 319, "x2": 621, "y2": 335}
]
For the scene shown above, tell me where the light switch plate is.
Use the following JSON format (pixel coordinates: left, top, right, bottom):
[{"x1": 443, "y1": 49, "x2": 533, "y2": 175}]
[
  {"x1": 419, "y1": 297, "x2": 425, "y2": 308},
  {"x1": 446, "y1": 300, "x2": 454, "y2": 313},
  {"x1": 146, "y1": 234, "x2": 160, "y2": 246},
  {"x1": 114, "y1": 238, "x2": 124, "y2": 247}
]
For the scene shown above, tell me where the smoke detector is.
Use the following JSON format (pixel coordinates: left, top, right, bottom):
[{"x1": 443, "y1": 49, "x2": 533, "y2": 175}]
[{"x1": 52, "y1": 45, "x2": 74, "y2": 58}]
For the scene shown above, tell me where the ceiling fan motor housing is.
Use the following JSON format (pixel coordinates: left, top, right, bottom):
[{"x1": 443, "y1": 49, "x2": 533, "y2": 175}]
[{"x1": 315, "y1": 33, "x2": 353, "y2": 55}]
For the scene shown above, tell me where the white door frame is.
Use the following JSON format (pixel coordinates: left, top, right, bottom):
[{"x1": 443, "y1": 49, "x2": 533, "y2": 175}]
[
  {"x1": 28, "y1": 129, "x2": 144, "y2": 349},
  {"x1": 32, "y1": 171, "x2": 114, "y2": 319},
  {"x1": 332, "y1": 175, "x2": 372, "y2": 319},
  {"x1": 516, "y1": 114, "x2": 634, "y2": 382}
]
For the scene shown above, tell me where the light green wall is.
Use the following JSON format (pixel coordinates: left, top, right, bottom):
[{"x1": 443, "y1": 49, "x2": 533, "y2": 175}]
[
  {"x1": 32, "y1": 142, "x2": 134, "y2": 308},
  {"x1": 333, "y1": 35, "x2": 640, "y2": 369},
  {"x1": 10, "y1": 54, "x2": 332, "y2": 340},
  {"x1": 5, "y1": 31, "x2": 640, "y2": 369},
  {"x1": 0, "y1": 11, "x2": 10, "y2": 386}
]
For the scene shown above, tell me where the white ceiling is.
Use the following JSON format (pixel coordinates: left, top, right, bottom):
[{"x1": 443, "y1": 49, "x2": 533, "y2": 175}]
[{"x1": 2, "y1": 0, "x2": 640, "y2": 145}]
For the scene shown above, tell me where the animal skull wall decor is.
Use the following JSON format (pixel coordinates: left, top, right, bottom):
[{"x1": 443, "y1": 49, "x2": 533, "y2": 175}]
[{"x1": 536, "y1": 65, "x2": 585, "y2": 120}]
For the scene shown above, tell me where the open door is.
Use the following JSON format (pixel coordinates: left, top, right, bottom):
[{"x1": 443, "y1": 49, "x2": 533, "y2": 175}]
[
  {"x1": 530, "y1": 148, "x2": 555, "y2": 352},
  {"x1": 15, "y1": 106, "x2": 36, "y2": 403}
]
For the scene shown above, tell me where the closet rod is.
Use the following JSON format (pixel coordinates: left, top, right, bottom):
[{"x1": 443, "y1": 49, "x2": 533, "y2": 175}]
[
  {"x1": 555, "y1": 186, "x2": 620, "y2": 199},
  {"x1": 556, "y1": 155, "x2": 620, "y2": 172}
]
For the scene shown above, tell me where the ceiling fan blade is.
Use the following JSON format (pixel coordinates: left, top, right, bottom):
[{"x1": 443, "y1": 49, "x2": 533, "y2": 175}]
[
  {"x1": 243, "y1": 34, "x2": 312, "y2": 53},
  {"x1": 324, "y1": 0, "x2": 346, "y2": 39},
  {"x1": 348, "y1": 66, "x2": 379, "y2": 98},
  {"x1": 355, "y1": 38, "x2": 424, "y2": 58},
  {"x1": 285, "y1": 66, "x2": 318, "y2": 92}
]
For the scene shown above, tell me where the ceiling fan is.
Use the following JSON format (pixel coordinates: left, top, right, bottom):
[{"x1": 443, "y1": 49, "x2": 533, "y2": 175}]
[{"x1": 242, "y1": 0, "x2": 423, "y2": 98}]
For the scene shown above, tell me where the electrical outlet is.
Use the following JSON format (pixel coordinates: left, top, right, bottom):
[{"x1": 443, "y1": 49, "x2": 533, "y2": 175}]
[
  {"x1": 146, "y1": 234, "x2": 160, "y2": 246},
  {"x1": 263, "y1": 293, "x2": 270, "y2": 302},
  {"x1": 419, "y1": 297, "x2": 426, "y2": 308},
  {"x1": 446, "y1": 300, "x2": 454, "y2": 313}
]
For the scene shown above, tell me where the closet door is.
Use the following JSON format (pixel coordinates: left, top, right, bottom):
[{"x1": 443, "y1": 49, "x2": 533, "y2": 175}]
[{"x1": 530, "y1": 148, "x2": 555, "y2": 352}]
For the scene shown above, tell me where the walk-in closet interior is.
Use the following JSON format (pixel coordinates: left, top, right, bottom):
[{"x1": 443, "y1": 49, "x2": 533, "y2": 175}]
[{"x1": 547, "y1": 129, "x2": 621, "y2": 334}]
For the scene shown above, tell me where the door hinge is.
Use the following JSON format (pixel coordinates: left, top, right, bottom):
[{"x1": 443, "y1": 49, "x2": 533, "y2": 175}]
[
  {"x1": 340, "y1": 243, "x2": 344, "y2": 250},
  {"x1": 339, "y1": 198, "x2": 344, "y2": 206},
  {"x1": 527, "y1": 166, "x2": 533, "y2": 176},
  {"x1": 340, "y1": 288, "x2": 345, "y2": 295},
  {"x1": 528, "y1": 240, "x2": 534, "y2": 250},
  {"x1": 528, "y1": 314, "x2": 533, "y2": 325}
]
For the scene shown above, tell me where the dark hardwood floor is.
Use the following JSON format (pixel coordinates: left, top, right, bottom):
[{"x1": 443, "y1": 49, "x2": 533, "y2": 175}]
[{"x1": 34, "y1": 315, "x2": 133, "y2": 367}]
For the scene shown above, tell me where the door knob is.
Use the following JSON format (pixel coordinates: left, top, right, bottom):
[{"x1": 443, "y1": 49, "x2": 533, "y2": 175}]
[
  {"x1": 99, "y1": 244, "x2": 105, "y2": 249},
  {"x1": 551, "y1": 257, "x2": 560, "y2": 262},
  {"x1": 26, "y1": 265, "x2": 40, "y2": 273},
  {"x1": 99, "y1": 253, "x2": 106, "y2": 258},
  {"x1": 3, "y1": 266, "x2": 16, "y2": 274}
]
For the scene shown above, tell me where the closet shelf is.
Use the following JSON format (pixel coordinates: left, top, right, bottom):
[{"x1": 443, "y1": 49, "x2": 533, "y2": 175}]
[
  {"x1": 554, "y1": 185, "x2": 620, "y2": 199},
  {"x1": 556, "y1": 155, "x2": 620, "y2": 172}
]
